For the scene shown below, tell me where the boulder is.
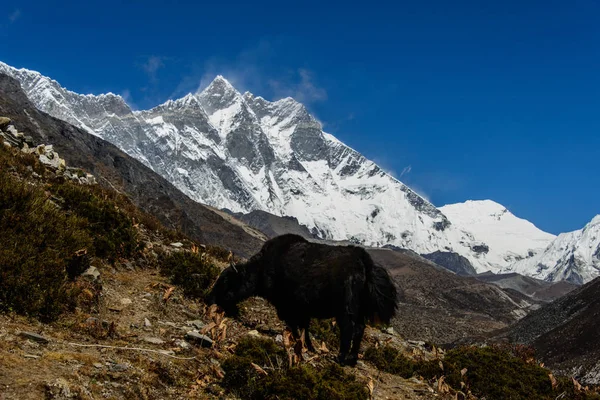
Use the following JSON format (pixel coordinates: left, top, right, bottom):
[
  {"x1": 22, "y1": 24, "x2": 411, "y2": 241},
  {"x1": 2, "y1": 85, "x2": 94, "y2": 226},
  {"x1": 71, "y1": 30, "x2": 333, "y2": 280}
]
[{"x1": 0, "y1": 117, "x2": 11, "y2": 129}]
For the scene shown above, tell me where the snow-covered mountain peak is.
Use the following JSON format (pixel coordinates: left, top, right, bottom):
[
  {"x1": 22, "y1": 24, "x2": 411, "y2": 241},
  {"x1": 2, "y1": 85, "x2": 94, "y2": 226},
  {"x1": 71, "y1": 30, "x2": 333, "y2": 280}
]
[
  {"x1": 505, "y1": 215, "x2": 600, "y2": 284},
  {"x1": 440, "y1": 200, "x2": 556, "y2": 268},
  {"x1": 198, "y1": 75, "x2": 239, "y2": 103}
]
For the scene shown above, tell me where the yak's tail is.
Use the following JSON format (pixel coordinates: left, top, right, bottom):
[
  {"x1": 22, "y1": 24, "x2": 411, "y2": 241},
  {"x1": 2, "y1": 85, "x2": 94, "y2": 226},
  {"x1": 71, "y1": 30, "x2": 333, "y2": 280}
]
[{"x1": 362, "y1": 253, "x2": 398, "y2": 325}]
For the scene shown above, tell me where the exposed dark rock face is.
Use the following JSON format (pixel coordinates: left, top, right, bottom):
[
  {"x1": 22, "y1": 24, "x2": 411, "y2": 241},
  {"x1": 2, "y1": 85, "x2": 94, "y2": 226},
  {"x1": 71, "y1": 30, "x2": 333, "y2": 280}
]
[
  {"x1": 506, "y1": 276, "x2": 600, "y2": 384},
  {"x1": 226, "y1": 209, "x2": 316, "y2": 240},
  {"x1": 0, "y1": 73, "x2": 263, "y2": 258},
  {"x1": 421, "y1": 251, "x2": 477, "y2": 276},
  {"x1": 471, "y1": 243, "x2": 490, "y2": 254}
]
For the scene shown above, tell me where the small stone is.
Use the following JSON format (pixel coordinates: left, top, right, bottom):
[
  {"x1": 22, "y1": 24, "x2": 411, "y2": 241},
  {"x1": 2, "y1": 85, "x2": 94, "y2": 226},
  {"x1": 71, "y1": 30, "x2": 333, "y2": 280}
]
[
  {"x1": 275, "y1": 334, "x2": 283, "y2": 343},
  {"x1": 246, "y1": 330, "x2": 260, "y2": 337},
  {"x1": 120, "y1": 298, "x2": 132, "y2": 306},
  {"x1": 0, "y1": 117, "x2": 11, "y2": 129},
  {"x1": 175, "y1": 340, "x2": 191, "y2": 350},
  {"x1": 170, "y1": 242, "x2": 184, "y2": 248},
  {"x1": 81, "y1": 266, "x2": 100, "y2": 282},
  {"x1": 143, "y1": 337, "x2": 165, "y2": 345},
  {"x1": 186, "y1": 320, "x2": 205, "y2": 330},
  {"x1": 158, "y1": 321, "x2": 180, "y2": 328},
  {"x1": 19, "y1": 332, "x2": 49, "y2": 344},
  {"x1": 93, "y1": 363, "x2": 103, "y2": 369},
  {"x1": 384, "y1": 326, "x2": 395, "y2": 335},
  {"x1": 185, "y1": 331, "x2": 214, "y2": 348},
  {"x1": 108, "y1": 363, "x2": 129, "y2": 372},
  {"x1": 144, "y1": 318, "x2": 152, "y2": 328}
]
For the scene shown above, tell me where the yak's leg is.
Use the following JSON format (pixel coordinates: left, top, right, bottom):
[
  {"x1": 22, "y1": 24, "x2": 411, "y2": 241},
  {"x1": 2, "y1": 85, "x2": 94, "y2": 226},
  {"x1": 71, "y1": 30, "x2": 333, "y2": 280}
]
[
  {"x1": 337, "y1": 277, "x2": 362, "y2": 366},
  {"x1": 348, "y1": 320, "x2": 365, "y2": 366},
  {"x1": 336, "y1": 314, "x2": 354, "y2": 366},
  {"x1": 301, "y1": 318, "x2": 315, "y2": 352}
]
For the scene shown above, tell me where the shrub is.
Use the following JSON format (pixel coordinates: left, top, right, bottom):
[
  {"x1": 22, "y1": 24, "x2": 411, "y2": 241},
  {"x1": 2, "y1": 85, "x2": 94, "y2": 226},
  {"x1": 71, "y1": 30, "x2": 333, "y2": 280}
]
[
  {"x1": 159, "y1": 251, "x2": 220, "y2": 300},
  {"x1": 205, "y1": 244, "x2": 233, "y2": 263},
  {"x1": 221, "y1": 337, "x2": 368, "y2": 400},
  {"x1": 50, "y1": 182, "x2": 140, "y2": 260},
  {"x1": 363, "y1": 345, "x2": 417, "y2": 377},
  {"x1": 0, "y1": 171, "x2": 92, "y2": 321},
  {"x1": 444, "y1": 345, "x2": 553, "y2": 400},
  {"x1": 364, "y1": 344, "x2": 600, "y2": 400},
  {"x1": 310, "y1": 319, "x2": 340, "y2": 350}
]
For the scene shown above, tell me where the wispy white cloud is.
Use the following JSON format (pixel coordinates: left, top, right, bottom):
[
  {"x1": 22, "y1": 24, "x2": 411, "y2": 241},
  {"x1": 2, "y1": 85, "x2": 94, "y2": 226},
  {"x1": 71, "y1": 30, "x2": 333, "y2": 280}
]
[
  {"x1": 120, "y1": 89, "x2": 137, "y2": 110},
  {"x1": 170, "y1": 39, "x2": 327, "y2": 108},
  {"x1": 8, "y1": 9, "x2": 20, "y2": 23},
  {"x1": 399, "y1": 165, "x2": 412, "y2": 178},
  {"x1": 268, "y1": 68, "x2": 327, "y2": 104},
  {"x1": 140, "y1": 55, "x2": 165, "y2": 83}
]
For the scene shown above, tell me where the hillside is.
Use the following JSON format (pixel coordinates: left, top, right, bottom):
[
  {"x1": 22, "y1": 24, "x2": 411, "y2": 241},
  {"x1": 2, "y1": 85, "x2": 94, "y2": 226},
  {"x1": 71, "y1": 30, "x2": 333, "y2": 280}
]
[{"x1": 507, "y1": 276, "x2": 600, "y2": 385}]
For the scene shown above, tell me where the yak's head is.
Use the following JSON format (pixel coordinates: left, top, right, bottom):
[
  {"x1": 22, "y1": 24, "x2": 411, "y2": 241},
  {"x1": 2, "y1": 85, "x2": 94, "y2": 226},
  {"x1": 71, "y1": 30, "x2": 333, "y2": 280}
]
[{"x1": 205, "y1": 259, "x2": 246, "y2": 317}]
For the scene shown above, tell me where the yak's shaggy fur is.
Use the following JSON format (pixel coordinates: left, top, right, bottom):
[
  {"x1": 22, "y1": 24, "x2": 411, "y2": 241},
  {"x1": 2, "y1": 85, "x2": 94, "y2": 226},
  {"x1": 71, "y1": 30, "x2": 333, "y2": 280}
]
[{"x1": 206, "y1": 234, "x2": 398, "y2": 366}]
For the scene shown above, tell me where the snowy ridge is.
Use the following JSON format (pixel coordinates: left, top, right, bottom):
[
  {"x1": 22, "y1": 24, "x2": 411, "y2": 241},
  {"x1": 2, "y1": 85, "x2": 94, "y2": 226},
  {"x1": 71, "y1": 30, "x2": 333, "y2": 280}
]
[
  {"x1": 503, "y1": 215, "x2": 600, "y2": 284},
  {"x1": 0, "y1": 61, "x2": 561, "y2": 275},
  {"x1": 440, "y1": 200, "x2": 556, "y2": 270}
]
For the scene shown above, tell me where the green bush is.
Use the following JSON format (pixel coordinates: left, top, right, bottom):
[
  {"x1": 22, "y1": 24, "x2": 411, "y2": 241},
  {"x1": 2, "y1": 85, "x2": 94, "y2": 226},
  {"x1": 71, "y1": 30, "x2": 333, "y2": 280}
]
[
  {"x1": 159, "y1": 250, "x2": 220, "y2": 300},
  {"x1": 221, "y1": 337, "x2": 368, "y2": 400},
  {"x1": 364, "y1": 344, "x2": 600, "y2": 400},
  {"x1": 363, "y1": 345, "x2": 417, "y2": 377},
  {"x1": 50, "y1": 182, "x2": 140, "y2": 260},
  {"x1": 0, "y1": 171, "x2": 92, "y2": 321},
  {"x1": 310, "y1": 319, "x2": 340, "y2": 350}
]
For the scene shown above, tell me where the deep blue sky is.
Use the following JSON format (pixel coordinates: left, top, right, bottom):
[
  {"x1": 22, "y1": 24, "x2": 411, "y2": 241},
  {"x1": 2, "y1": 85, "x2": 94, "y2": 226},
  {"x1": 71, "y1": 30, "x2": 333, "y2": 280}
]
[{"x1": 1, "y1": 0, "x2": 599, "y2": 234}]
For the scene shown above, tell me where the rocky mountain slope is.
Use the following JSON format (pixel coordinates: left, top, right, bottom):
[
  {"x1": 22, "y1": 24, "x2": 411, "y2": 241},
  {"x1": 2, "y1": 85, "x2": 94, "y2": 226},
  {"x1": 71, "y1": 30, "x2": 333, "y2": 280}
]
[
  {"x1": 0, "y1": 73, "x2": 264, "y2": 258},
  {"x1": 367, "y1": 248, "x2": 540, "y2": 344},
  {"x1": 503, "y1": 215, "x2": 600, "y2": 284},
  {"x1": 507, "y1": 276, "x2": 600, "y2": 385},
  {"x1": 475, "y1": 272, "x2": 577, "y2": 302},
  {"x1": 0, "y1": 61, "x2": 556, "y2": 275}
]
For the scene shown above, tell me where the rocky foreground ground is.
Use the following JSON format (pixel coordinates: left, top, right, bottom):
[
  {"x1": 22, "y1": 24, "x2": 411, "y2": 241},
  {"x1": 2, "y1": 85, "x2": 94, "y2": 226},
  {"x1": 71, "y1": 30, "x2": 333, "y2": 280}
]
[{"x1": 0, "y1": 246, "x2": 453, "y2": 400}]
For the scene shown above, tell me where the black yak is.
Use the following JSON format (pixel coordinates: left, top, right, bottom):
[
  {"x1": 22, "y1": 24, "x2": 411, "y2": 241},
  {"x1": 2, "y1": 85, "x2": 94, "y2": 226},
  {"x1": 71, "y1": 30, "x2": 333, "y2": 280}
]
[{"x1": 205, "y1": 234, "x2": 398, "y2": 366}]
